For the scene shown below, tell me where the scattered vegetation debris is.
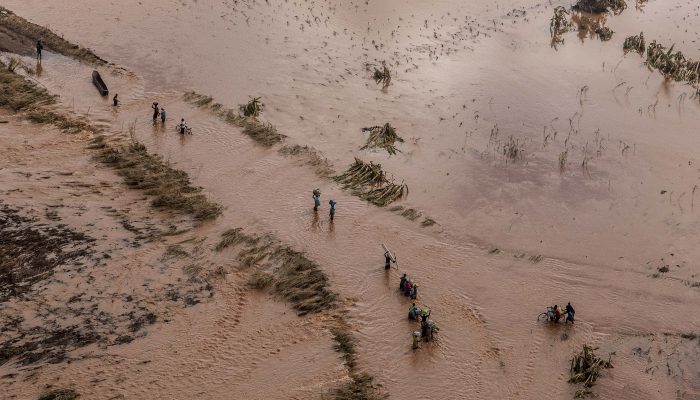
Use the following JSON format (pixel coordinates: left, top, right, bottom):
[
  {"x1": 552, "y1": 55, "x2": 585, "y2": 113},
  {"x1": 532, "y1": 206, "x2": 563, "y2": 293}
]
[
  {"x1": 569, "y1": 345, "x2": 613, "y2": 388},
  {"x1": 361, "y1": 123, "x2": 404, "y2": 155},
  {"x1": 502, "y1": 136, "x2": 524, "y2": 163},
  {"x1": 645, "y1": 41, "x2": 700, "y2": 87},
  {"x1": 623, "y1": 33, "x2": 645, "y2": 55},
  {"x1": 400, "y1": 208, "x2": 422, "y2": 221},
  {"x1": 334, "y1": 158, "x2": 408, "y2": 207},
  {"x1": 184, "y1": 92, "x2": 285, "y2": 146},
  {"x1": 371, "y1": 61, "x2": 392, "y2": 89},
  {"x1": 550, "y1": 6, "x2": 572, "y2": 46},
  {"x1": 239, "y1": 97, "x2": 264, "y2": 118},
  {"x1": 658, "y1": 265, "x2": 670, "y2": 273},
  {"x1": 421, "y1": 217, "x2": 437, "y2": 227},
  {"x1": 37, "y1": 388, "x2": 78, "y2": 400},
  {"x1": 97, "y1": 142, "x2": 222, "y2": 220},
  {"x1": 0, "y1": 203, "x2": 95, "y2": 301},
  {"x1": 574, "y1": 390, "x2": 595, "y2": 399},
  {"x1": 573, "y1": 0, "x2": 627, "y2": 14}
]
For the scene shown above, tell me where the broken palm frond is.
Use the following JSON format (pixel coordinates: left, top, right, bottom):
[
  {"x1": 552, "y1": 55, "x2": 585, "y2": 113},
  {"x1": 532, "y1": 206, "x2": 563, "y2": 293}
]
[
  {"x1": 550, "y1": 6, "x2": 572, "y2": 46},
  {"x1": 334, "y1": 158, "x2": 388, "y2": 189},
  {"x1": 645, "y1": 41, "x2": 700, "y2": 87},
  {"x1": 239, "y1": 97, "x2": 264, "y2": 118},
  {"x1": 98, "y1": 142, "x2": 222, "y2": 220},
  {"x1": 360, "y1": 182, "x2": 409, "y2": 207},
  {"x1": 573, "y1": 0, "x2": 627, "y2": 14},
  {"x1": 623, "y1": 33, "x2": 645, "y2": 55},
  {"x1": 0, "y1": 7, "x2": 106, "y2": 65},
  {"x1": 360, "y1": 123, "x2": 404, "y2": 155},
  {"x1": 184, "y1": 91, "x2": 285, "y2": 146},
  {"x1": 372, "y1": 61, "x2": 392, "y2": 89},
  {"x1": 37, "y1": 389, "x2": 78, "y2": 400},
  {"x1": 334, "y1": 158, "x2": 408, "y2": 206},
  {"x1": 569, "y1": 345, "x2": 613, "y2": 388}
]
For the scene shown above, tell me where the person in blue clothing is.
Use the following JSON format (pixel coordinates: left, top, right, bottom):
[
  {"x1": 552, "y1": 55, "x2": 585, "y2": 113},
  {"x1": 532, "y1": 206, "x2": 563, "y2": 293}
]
[{"x1": 329, "y1": 200, "x2": 336, "y2": 221}]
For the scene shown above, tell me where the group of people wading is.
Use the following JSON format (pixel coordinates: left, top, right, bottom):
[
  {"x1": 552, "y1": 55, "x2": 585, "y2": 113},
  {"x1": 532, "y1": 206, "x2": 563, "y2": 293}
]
[{"x1": 384, "y1": 249, "x2": 439, "y2": 349}]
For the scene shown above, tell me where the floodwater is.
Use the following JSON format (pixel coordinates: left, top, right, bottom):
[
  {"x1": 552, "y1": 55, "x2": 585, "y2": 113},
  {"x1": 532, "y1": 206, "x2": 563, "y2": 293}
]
[{"x1": 2, "y1": 0, "x2": 700, "y2": 398}]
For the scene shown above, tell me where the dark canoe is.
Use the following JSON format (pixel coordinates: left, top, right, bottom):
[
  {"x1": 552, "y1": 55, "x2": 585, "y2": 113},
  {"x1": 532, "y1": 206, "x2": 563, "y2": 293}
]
[{"x1": 92, "y1": 70, "x2": 108, "y2": 96}]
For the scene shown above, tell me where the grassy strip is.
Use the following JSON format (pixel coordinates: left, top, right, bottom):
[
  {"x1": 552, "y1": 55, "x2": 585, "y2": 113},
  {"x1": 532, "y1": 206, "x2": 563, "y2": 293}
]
[
  {"x1": 96, "y1": 139, "x2": 222, "y2": 220},
  {"x1": 216, "y1": 229, "x2": 336, "y2": 315},
  {"x1": 0, "y1": 60, "x2": 97, "y2": 133},
  {"x1": 183, "y1": 91, "x2": 285, "y2": 146},
  {"x1": 216, "y1": 229, "x2": 385, "y2": 398},
  {"x1": 573, "y1": 0, "x2": 626, "y2": 14},
  {"x1": 0, "y1": 62, "x2": 221, "y2": 221},
  {"x1": 0, "y1": 6, "x2": 106, "y2": 65}
]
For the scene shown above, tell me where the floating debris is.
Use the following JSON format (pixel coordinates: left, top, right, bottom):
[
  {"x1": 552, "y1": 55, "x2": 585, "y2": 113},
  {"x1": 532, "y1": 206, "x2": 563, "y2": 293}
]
[
  {"x1": 623, "y1": 33, "x2": 645, "y2": 55},
  {"x1": 372, "y1": 61, "x2": 392, "y2": 89},
  {"x1": 361, "y1": 123, "x2": 404, "y2": 155},
  {"x1": 573, "y1": 0, "x2": 626, "y2": 14},
  {"x1": 569, "y1": 345, "x2": 613, "y2": 388},
  {"x1": 550, "y1": 6, "x2": 572, "y2": 46}
]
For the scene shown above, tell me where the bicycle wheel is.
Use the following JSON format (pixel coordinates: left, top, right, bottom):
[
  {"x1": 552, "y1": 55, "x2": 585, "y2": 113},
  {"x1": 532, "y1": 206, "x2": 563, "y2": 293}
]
[{"x1": 537, "y1": 312, "x2": 549, "y2": 322}]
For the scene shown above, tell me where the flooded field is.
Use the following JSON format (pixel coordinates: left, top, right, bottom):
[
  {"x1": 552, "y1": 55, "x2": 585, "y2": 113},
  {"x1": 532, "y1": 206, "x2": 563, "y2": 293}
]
[{"x1": 1, "y1": 0, "x2": 700, "y2": 399}]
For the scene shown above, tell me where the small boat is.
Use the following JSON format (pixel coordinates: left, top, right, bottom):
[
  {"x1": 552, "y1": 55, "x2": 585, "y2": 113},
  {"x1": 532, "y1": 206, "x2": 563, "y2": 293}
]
[{"x1": 92, "y1": 70, "x2": 108, "y2": 96}]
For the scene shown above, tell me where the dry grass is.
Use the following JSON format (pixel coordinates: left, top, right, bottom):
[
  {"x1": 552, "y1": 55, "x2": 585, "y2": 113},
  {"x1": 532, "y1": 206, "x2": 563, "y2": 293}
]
[
  {"x1": 0, "y1": 6, "x2": 106, "y2": 65},
  {"x1": 184, "y1": 91, "x2": 285, "y2": 146},
  {"x1": 279, "y1": 144, "x2": 335, "y2": 177},
  {"x1": 37, "y1": 389, "x2": 78, "y2": 400},
  {"x1": 360, "y1": 123, "x2": 404, "y2": 155},
  {"x1": 97, "y1": 142, "x2": 221, "y2": 220}
]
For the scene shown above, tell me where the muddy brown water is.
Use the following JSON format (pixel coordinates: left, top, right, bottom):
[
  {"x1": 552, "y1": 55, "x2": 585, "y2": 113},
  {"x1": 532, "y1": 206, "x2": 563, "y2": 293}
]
[{"x1": 2, "y1": 0, "x2": 700, "y2": 398}]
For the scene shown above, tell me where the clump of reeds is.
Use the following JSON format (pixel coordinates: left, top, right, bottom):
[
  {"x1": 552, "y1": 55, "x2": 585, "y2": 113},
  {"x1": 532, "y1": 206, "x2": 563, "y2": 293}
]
[
  {"x1": 502, "y1": 136, "x2": 524, "y2": 162},
  {"x1": 569, "y1": 345, "x2": 613, "y2": 388},
  {"x1": 574, "y1": 15, "x2": 613, "y2": 41},
  {"x1": 215, "y1": 228, "x2": 256, "y2": 251},
  {"x1": 279, "y1": 144, "x2": 335, "y2": 177},
  {"x1": 38, "y1": 389, "x2": 78, "y2": 400},
  {"x1": 573, "y1": 0, "x2": 626, "y2": 14},
  {"x1": 623, "y1": 33, "x2": 645, "y2": 55},
  {"x1": 97, "y1": 142, "x2": 222, "y2": 220},
  {"x1": 184, "y1": 91, "x2": 285, "y2": 147},
  {"x1": 372, "y1": 61, "x2": 392, "y2": 89},
  {"x1": 361, "y1": 123, "x2": 404, "y2": 155},
  {"x1": 240, "y1": 97, "x2": 264, "y2": 118},
  {"x1": 550, "y1": 6, "x2": 572, "y2": 46},
  {"x1": 645, "y1": 41, "x2": 700, "y2": 86}
]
